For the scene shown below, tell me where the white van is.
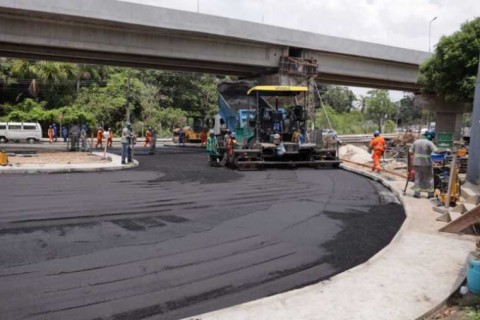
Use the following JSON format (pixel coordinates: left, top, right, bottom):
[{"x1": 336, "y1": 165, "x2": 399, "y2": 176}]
[{"x1": 0, "y1": 122, "x2": 43, "y2": 143}]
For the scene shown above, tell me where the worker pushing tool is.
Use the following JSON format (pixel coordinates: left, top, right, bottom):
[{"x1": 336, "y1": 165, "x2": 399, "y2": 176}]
[
  {"x1": 369, "y1": 130, "x2": 386, "y2": 173},
  {"x1": 409, "y1": 131, "x2": 437, "y2": 198}
]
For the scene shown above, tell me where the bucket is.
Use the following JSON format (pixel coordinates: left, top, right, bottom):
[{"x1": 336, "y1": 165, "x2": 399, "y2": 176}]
[{"x1": 467, "y1": 258, "x2": 480, "y2": 293}]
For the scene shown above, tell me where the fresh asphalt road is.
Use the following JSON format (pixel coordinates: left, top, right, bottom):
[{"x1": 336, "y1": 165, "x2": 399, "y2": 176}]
[{"x1": 0, "y1": 145, "x2": 405, "y2": 320}]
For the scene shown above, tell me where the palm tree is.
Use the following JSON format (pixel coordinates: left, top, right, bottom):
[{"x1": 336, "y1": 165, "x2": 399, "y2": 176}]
[
  {"x1": 35, "y1": 61, "x2": 76, "y2": 82},
  {"x1": 76, "y1": 64, "x2": 101, "y2": 92}
]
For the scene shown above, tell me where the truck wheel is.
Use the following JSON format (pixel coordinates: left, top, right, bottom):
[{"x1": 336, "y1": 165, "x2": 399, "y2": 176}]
[
  {"x1": 0, "y1": 137, "x2": 7, "y2": 143},
  {"x1": 27, "y1": 138, "x2": 36, "y2": 144}
]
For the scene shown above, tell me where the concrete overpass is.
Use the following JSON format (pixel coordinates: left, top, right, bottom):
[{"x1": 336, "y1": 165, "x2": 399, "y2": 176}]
[{"x1": 0, "y1": 0, "x2": 430, "y2": 91}]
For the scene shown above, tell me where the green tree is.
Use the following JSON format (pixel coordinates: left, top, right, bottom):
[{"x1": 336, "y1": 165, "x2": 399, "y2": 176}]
[
  {"x1": 318, "y1": 84, "x2": 356, "y2": 113},
  {"x1": 418, "y1": 17, "x2": 480, "y2": 103},
  {"x1": 365, "y1": 89, "x2": 395, "y2": 131},
  {"x1": 396, "y1": 94, "x2": 421, "y2": 127}
]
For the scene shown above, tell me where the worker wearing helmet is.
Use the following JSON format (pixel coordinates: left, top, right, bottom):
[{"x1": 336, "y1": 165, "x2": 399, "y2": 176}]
[
  {"x1": 409, "y1": 132, "x2": 437, "y2": 198},
  {"x1": 144, "y1": 127, "x2": 152, "y2": 147},
  {"x1": 206, "y1": 129, "x2": 221, "y2": 166},
  {"x1": 369, "y1": 130, "x2": 386, "y2": 172},
  {"x1": 107, "y1": 128, "x2": 113, "y2": 148},
  {"x1": 226, "y1": 131, "x2": 237, "y2": 167}
]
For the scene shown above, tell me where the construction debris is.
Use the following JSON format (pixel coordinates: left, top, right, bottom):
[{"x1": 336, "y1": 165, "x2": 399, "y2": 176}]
[{"x1": 339, "y1": 144, "x2": 372, "y2": 164}]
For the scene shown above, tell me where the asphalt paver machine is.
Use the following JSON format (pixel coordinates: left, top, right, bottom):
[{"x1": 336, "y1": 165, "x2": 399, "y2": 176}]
[{"x1": 218, "y1": 82, "x2": 341, "y2": 170}]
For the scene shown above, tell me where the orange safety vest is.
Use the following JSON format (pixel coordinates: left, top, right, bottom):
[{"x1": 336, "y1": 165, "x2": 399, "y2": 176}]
[
  {"x1": 145, "y1": 130, "x2": 151, "y2": 139},
  {"x1": 369, "y1": 136, "x2": 386, "y2": 152},
  {"x1": 97, "y1": 130, "x2": 103, "y2": 140}
]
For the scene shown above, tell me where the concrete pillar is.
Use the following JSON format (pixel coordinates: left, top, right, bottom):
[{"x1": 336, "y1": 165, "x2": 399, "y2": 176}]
[
  {"x1": 467, "y1": 54, "x2": 480, "y2": 186},
  {"x1": 435, "y1": 112, "x2": 463, "y2": 140},
  {"x1": 414, "y1": 94, "x2": 471, "y2": 140}
]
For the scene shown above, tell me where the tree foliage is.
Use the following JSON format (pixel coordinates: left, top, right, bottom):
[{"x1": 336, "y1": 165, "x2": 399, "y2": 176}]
[
  {"x1": 0, "y1": 59, "x2": 221, "y2": 137},
  {"x1": 418, "y1": 17, "x2": 480, "y2": 103},
  {"x1": 396, "y1": 94, "x2": 421, "y2": 126},
  {"x1": 318, "y1": 84, "x2": 356, "y2": 113},
  {"x1": 365, "y1": 89, "x2": 396, "y2": 130}
]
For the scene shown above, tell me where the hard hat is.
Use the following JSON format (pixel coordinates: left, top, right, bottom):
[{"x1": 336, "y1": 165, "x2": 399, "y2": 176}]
[
  {"x1": 373, "y1": 130, "x2": 380, "y2": 137},
  {"x1": 209, "y1": 129, "x2": 215, "y2": 135},
  {"x1": 231, "y1": 132, "x2": 236, "y2": 138},
  {"x1": 274, "y1": 133, "x2": 281, "y2": 139}
]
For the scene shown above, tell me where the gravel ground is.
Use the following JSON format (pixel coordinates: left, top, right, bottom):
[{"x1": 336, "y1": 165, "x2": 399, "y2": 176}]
[{"x1": 5, "y1": 151, "x2": 108, "y2": 165}]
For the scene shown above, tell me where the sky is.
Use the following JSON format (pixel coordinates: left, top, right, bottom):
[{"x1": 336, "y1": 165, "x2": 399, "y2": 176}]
[{"x1": 119, "y1": 0, "x2": 480, "y2": 100}]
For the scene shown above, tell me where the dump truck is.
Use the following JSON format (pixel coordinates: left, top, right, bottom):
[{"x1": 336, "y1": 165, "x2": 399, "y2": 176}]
[{"x1": 218, "y1": 81, "x2": 341, "y2": 169}]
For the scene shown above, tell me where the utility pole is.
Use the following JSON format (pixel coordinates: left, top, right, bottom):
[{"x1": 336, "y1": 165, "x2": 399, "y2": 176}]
[
  {"x1": 429, "y1": 16, "x2": 437, "y2": 53},
  {"x1": 126, "y1": 70, "x2": 131, "y2": 123}
]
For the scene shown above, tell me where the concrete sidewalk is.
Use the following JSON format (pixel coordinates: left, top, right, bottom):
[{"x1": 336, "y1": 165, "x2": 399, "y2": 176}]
[
  {"x1": 0, "y1": 152, "x2": 138, "y2": 174},
  {"x1": 185, "y1": 166, "x2": 477, "y2": 320}
]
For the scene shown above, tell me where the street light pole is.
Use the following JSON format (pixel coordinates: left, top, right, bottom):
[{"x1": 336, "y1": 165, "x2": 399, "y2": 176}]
[{"x1": 429, "y1": 16, "x2": 438, "y2": 53}]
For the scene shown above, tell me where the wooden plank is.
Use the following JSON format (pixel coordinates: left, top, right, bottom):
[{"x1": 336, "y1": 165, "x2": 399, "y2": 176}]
[{"x1": 440, "y1": 204, "x2": 480, "y2": 233}]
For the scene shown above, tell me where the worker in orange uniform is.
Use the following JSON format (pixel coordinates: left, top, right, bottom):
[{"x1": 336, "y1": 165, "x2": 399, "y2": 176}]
[
  {"x1": 144, "y1": 127, "x2": 152, "y2": 147},
  {"x1": 107, "y1": 128, "x2": 113, "y2": 148},
  {"x1": 47, "y1": 125, "x2": 54, "y2": 143},
  {"x1": 95, "y1": 128, "x2": 103, "y2": 148},
  {"x1": 369, "y1": 130, "x2": 386, "y2": 172}
]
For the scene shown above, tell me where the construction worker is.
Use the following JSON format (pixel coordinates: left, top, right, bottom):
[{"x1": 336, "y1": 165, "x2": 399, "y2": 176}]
[
  {"x1": 107, "y1": 128, "x2": 113, "y2": 148},
  {"x1": 206, "y1": 129, "x2": 220, "y2": 165},
  {"x1": 223, "y1": 129, "x2": 231, "y2": 149},
  {"x1": 47, "y1": 125, "x2": 54, "y2": 143},
  {"x1": 144, "y1": 127, "x2": 152, "y2": 147},
  {"x1": 291, "y1": 127, "x2": 300, "y2": 143},
  {"x1": 273, "y1": 133, "x2": 286, "y2": 156},
  {"x1": 200, "y1": 127, "x2": 208, "y2": 147},
  {"x1": 121, "y1": 122, "x2": 133, "y2": 164},
  {"x1": 95, "y1": 128, "x2": 103, "y2": 148},
  {"x1": 410, "y1": 131, "x2": 437, "y2": 198},
  {"x1": 178, "y1": 128, "x2": 185, "y2": 146},
  {"x1": 369, "y1": 130, "x2": 386, "y2": 172},
  {"x1": 226, "y1": 131, "x2": 237, "y2": 167},
  {"x1": 148, "y1": 127, "x2": 157, "y2": 155},
  {"x1": 79, "y1": 124, "x2": 87, "y2": 151}
]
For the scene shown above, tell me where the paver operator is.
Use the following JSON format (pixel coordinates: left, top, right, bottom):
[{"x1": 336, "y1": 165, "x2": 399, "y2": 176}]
[
  {"x1": 369, "y1": 130, "x2": 386, "y2": 172},
  {"x1": 409, "y1": 132, "x2": 437, "y2": 198}
]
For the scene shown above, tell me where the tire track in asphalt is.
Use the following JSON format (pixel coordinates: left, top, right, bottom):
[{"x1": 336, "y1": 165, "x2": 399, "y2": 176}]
[{"x1": 0, "y1": 146, "x2": 405, "y2": 320}]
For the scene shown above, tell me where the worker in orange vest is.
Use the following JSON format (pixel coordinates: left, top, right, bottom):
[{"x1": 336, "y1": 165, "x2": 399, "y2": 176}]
[
  {"x1": 47, "y1": 125, "x2": 54, "y2": 143},
  {"x1": 369, "y1": 130, "x2": 386, "y2": 172},
  {"x1": 107, "y1": 128, "x2": 113, "y2": 148},
  {"x1": 95, "y1": 128, "x2": 103, "y2": 148},
  {"x1": 144, "y1": 127, "x2": 152, "y2": 147}
]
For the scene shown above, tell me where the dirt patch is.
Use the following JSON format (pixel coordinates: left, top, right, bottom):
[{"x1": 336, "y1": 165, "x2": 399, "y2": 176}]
[{"x1": 6, "y1": 152, "x2": 108, "y2": 166}]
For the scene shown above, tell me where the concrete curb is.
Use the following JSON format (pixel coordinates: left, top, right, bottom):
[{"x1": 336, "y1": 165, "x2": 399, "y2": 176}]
[{"x1": 0, "y1": 152, "x2": 138, "y2": 174}]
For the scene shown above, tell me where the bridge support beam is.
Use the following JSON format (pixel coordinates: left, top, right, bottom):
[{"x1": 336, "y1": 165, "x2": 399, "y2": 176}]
[
  {"x1": 414, "y1": 94, "x2": 472, "y2": 141},
  {"x1": 467, "y1": 54, "x2": 480, "y2": 186}
]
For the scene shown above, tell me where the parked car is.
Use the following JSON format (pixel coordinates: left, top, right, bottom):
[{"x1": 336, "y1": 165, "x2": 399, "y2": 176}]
[{"x1": 0, "y1": 122, "x2": 43, "y2": 143}]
